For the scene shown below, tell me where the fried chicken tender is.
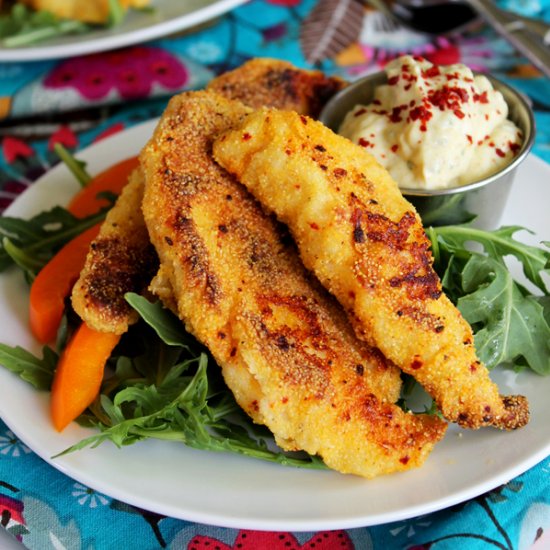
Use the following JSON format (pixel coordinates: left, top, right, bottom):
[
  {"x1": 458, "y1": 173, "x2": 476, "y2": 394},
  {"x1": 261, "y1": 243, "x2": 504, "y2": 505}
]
[
  {"x1": 71, "y1": 168, "x2": 158, "y2": 335},
  {"x1": 71, "y1": 58, "x2": 344, "y2": 334},
  {"x1": 140, "y1": 91, "x2": 446, "y2": 478},
  {"x1": 213, "y1": 108, "x2": 529, "y2": 431},
  {"x1": 207, "y1": 58, "x2": 345, "y2": 118}
]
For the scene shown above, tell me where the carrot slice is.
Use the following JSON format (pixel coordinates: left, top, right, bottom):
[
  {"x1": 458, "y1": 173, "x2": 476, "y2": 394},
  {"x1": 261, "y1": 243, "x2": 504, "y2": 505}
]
[
  {"x1": 51, "y1": 323, "x2": 120, "y2": 432},
  {"x1": 67, "y1": 156, "x2": 139, "y2": 217},
  {"x1": 29, "y1": 223, "x2": 101, "y2": 344}
]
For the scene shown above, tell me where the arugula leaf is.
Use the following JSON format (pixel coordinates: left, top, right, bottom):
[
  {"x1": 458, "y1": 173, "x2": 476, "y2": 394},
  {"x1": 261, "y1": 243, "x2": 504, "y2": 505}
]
[
  {"x1": 0, "y1": 343, "x2": 57, "y2": 390},
  {"x1": 431, "y1": 225, "x2": 550, "y2": 293},
  {"x1": 0, "y1": 5, "x2": 89, "y2": 47},
  {"x1": 124, "y1": 292, "x2": 197, "y2": 349},
  {"x1": 459, "y1": 255, "x2": 550, "y2": 373},
  {"x1": 107, "y1": 0, "x2": 126, "y2": 27},
  {"x1": 58, "y1": 346, "x2": 325, "y2": 469},
  {"x1": 0, "y1": 205, "x2": 110, "y2": 276},
  {"x1": 428, "y1": 224, "x2": 550, "y2": 373},
  {"x1": 53, "y1": 144, "x2": 91, "y2": 188}
]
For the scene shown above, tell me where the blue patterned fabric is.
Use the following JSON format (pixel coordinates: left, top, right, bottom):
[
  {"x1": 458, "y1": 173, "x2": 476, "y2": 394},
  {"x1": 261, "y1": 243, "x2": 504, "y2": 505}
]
[{"x1": 1, "y1": 1, "x2": 550, "y2": 548}]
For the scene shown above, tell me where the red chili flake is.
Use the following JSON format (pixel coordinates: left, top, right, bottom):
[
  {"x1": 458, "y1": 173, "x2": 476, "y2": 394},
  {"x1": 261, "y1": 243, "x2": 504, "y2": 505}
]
[
  {"x1": 388, "y1": 75, "x2": 399, "y2": 85},
  {"x1": 391, "y1": 144, "x2": 399, "y2": 153},
  {"x1": 422, "y1": 66, "x2": 440, "y2": 79},
  {"x1": 402, "y1": 63, "x2": 410, "y2": 72},
  {"x1": 354, "y1": 108, "x2": 367, "y2": 117},
  {"x1": 466, "y1": 134, "x2": 473, "y2": 144},
  {"x1": 413, "y1": 55, "x2": 425, "y2": 62},
  {"x1": 404, "y1": 84, "x2": 412, "y2": 91},
  {"x1": 495, "y1": 148, "x2": 505, "y2": 158},
  {"x1": 282, "y1": 396, "x2": 289, "y2": 404},
  {"x1": 372, "y1": 99, "x2": 382, "y2": 106},
  {"x1": 334, "y1": 167, "x2": 347, "y2": 177},
  {"x1": 300, "y1": 115, "x2": 308, "y2": 124},
  {"x1": 309, "y1": 222, "x2": 320, "y2": 230},
  {"x1": 242, "y1": 132, "x2": 252, "y2": 141},
  {"x1": 489, "y1": 141, "x2": 495, "y2": 147},
  {"x1": 409, "y1": 105, "x2": 433, "y2": 127},
  {"x1": 509, "y1": 141, "x2": 521, "y2": 154},
  {"x1": 358, "y1": 138, "x2": 371, "y2": 148},
  {"x1": 389, "y1": 105, "x2": 406, "y2": 123},
  {"x1": 485, "y1": 114, "x2": 489, "y2": 120},
  {"x1": 399, "y1": 456, "x2": 410, "y2": 465},
  {"x1": 473, "y1": 91, "x2": 489, "y2": 103},
  {"x1": 285, "y1": 149, "x2": 292, "y2": 155},
  {"x1": 445, "y1": 72, "x2": 460, "y2": 81},
  {"x1": 410, "y1": 358, "x2": 423, "y2": 370},
  {"x1": 454, "y1": 109, "x2": 465, "y2": 119},
  {"x1": 428, "y1": 86, "x2": 469, "y2": 112}
]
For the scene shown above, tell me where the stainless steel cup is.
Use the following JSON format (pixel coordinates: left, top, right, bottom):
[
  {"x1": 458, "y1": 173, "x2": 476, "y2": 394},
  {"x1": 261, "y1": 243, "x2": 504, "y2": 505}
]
[{"x1": 319, "y1": 70, "x2": 535, "y2": 229}]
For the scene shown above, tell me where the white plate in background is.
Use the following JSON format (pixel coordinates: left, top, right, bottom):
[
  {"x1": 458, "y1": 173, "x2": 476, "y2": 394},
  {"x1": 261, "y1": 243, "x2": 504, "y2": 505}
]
[{"x1": 0, "y1": 0, "x2": 245, "y2": 62}]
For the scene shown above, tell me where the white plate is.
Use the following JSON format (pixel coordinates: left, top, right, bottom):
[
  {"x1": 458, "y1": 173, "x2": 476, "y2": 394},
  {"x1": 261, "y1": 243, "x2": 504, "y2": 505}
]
[
  {"x1": 0, "y1": 0, "x2": 245, "y2": 62},
  {"x1": 0, "y1": 119, "x2": 549, "y2": 531}
]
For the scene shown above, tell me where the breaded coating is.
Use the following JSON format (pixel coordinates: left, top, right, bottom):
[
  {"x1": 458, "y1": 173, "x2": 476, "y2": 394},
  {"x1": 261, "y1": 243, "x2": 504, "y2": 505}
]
[
  {"x1": 71, "y1": 59, "x2": 344, "y2": 334},
  {"x1": 207, "y1": 58, "x2": 345, "y2": 118},
  {"x1": 213, "y1": 108, "x2": 529, "y2": 431},
  {"x1": 71, "y1": 168, "x2": 158, "y2": 334},
  {"x1": 140, "y1": 90, "x2": 447, "y2": 478}
]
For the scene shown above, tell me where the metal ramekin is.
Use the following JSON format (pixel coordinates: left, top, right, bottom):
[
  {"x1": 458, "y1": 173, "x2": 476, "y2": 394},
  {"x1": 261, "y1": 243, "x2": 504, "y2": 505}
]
[{"x1": 319, "y1": 70, "x2": 535, "y2": 229}]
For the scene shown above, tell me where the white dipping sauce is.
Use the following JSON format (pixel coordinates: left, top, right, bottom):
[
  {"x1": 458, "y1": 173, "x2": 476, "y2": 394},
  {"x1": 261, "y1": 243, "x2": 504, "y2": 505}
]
[{"x1": 339, "y1": 55, "x2": 523, "y2": 190}]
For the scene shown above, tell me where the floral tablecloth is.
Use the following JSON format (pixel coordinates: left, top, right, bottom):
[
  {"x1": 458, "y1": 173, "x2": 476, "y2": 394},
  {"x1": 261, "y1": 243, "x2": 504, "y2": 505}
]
[{"x1": 1, "y1": 1, "x2": 550, "y2": 548}]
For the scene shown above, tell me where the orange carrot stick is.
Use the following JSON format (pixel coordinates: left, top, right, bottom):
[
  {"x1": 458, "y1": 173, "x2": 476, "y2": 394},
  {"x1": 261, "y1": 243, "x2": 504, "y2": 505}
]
[
  {"x1": 29, "y1": 223, "x2": 101, "y2": 344},
  {"x1": 51, "y1": 323, "x2": 120, "y2": 431},
  {"x1": 67, "y1": 156, "x2": 139, "y2": 217}
]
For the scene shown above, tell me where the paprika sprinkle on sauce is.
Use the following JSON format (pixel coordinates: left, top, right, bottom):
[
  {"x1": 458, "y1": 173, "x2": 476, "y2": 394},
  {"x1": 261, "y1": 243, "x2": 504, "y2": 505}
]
[{"x1": 338, "y1": 55, "x2": 523, "y2": 190}]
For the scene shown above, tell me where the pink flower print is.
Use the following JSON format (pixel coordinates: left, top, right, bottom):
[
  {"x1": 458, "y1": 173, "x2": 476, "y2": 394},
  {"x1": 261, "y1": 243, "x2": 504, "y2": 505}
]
[
  {"x1": 81, "y1": 69, "x2": 112, "y2": 100},
  {"x1": 44, "y1": 47, "x2": 189, "y2": 102},
  {"x1": 0, "y1": 494, "x2": 26, "y2": 541},
  {"x1": 2, "y1": 137, "x2": 34, "y2": 164},
  {"x1": 189, "y1": 530, "x2": 355, "y2": 549},
  {"x1": 48, "y1": 125, "x2": 78, "y2": 151},
  {"x1": 266, "y1": 0, "x2": 302, "y2": 6},
  {"x1": 116, "y1": 66, "x2": 151, "y2": 99}
]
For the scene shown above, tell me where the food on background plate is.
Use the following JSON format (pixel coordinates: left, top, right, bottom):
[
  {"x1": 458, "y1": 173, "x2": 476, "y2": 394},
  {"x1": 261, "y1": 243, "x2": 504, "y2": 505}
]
[
  {"x1": 0, "y1": 0, "x2": 151, "y2": 47},
  {"x1": 19, "y1": 0, "x2": 150, "y2": 24},
  {"x1": 140, "y1": 90, "x2": 446, "y2": 478},
  {"x1": 338, "y1": 55, "x2": 523, "y2": 190},
  {"x1": 213, "y1": 107, "x2": 529, "y2": 430}
]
